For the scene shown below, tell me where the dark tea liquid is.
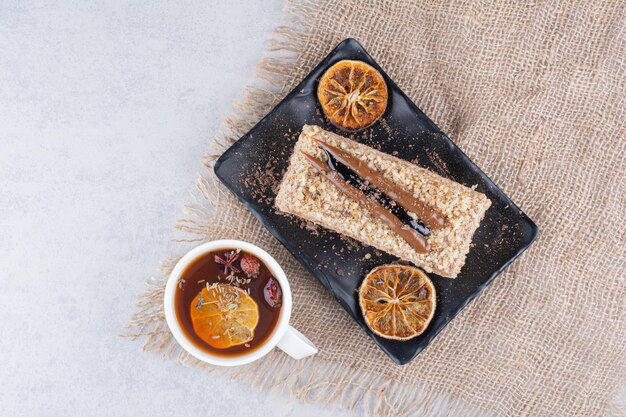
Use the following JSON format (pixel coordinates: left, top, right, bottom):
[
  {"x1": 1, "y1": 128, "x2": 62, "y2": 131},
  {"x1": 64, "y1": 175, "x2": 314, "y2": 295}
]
[{"x1": 174, "y1": 248, "x2": 283, "y2": 357}]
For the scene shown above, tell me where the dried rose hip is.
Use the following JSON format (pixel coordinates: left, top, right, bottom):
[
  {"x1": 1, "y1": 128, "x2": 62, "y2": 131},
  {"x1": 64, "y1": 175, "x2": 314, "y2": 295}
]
[
  {"x1": 240, "y1": 253, "x2": 261, "y2": 277},
  {"x1": 263, "y1": 277, "x2": 282, "y2": 309}
]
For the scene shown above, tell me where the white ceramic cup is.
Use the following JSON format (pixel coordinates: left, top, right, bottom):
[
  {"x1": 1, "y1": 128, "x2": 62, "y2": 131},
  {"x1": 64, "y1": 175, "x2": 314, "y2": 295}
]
[{"x1": 164, "y1": 239, "x2": 318, "y2": 366}]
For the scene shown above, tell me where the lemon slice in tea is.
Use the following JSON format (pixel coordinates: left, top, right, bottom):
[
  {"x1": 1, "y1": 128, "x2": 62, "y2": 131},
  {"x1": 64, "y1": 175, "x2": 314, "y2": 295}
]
[
  {"x1": 190, "y1": 283, "x2": 259, "y2": 349},
  {"x1": 317, "y1": 60, "x2": 388, "y2": 130},
  {"x1": 359, "y1": 265, "x2": 436, "y2": 340}
]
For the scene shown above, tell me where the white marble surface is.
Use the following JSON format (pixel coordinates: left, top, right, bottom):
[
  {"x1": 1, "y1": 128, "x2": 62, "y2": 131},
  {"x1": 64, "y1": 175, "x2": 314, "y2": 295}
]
[{"x1": 0, "y1": 2, "x2": 357, "y2": 416}]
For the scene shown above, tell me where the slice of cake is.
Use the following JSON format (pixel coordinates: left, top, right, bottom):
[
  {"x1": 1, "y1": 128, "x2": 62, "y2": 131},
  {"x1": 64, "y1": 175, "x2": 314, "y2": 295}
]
[{"x1": 275, "y1": 125, "x2": 491, "y2": 278}]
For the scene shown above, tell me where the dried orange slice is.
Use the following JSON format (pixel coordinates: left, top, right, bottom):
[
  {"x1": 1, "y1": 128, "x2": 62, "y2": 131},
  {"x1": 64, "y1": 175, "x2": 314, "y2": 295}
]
[
  {"x1": 190, "y1": 283, "x2": 259, "y2": 349},
  {"x1": 359, "y1": 265, "x2": 436, "y2": 340},
  {"x1": 317, "y1": 60, "x2": 388, "y2": 130}
]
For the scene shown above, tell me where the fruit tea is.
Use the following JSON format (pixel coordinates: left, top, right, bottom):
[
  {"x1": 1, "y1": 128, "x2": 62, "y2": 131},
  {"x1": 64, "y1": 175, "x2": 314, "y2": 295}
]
[{"x1": 174, "y1": 248, "x2": 283, "y2": 357}]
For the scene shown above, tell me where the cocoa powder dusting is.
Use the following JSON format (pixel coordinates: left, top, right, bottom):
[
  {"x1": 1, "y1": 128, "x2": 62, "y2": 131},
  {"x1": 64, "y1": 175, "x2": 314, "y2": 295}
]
[{"x1": 241, "y1": 130, "x2": 302, "y2": 206}]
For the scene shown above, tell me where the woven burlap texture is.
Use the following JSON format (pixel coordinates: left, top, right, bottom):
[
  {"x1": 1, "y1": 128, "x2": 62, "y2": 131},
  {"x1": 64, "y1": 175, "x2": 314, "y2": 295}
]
[{"x1": 125, "y1": 1, "x2": 626, "y2": 416}]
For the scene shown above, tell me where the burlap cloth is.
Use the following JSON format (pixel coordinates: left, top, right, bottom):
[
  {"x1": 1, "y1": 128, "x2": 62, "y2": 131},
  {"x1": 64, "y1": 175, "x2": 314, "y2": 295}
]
[{"x1": 125, "y1": 1, "x2": 626, "y2": 415}]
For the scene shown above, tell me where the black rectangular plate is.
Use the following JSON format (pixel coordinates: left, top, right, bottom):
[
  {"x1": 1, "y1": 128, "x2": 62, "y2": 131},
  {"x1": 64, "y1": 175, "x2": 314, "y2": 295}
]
[{"x1": 214, "y1": 39, "x2": 538, "y2": 365}]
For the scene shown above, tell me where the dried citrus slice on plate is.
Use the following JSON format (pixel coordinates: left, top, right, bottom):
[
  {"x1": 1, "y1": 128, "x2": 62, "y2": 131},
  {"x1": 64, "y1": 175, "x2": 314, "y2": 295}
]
[
  {"x1": 317, "y1": 60, "x2": 388, "y2": 130},
  {"x1": 190, "y1": 283, "x2": 259, "y2": 349},
  {"x1": 359, "y1": 264, "x2": 436, "y2": 340}
]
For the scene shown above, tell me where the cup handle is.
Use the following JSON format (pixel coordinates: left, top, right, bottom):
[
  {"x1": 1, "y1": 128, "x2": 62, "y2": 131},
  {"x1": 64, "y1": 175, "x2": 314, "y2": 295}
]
[{"x1": 276, "y1": 325, "x2": 318, "y2": 360}]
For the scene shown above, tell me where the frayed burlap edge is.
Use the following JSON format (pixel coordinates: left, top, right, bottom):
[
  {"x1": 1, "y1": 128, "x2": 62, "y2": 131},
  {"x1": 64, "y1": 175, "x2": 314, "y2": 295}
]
[{"x1": 122, "y1": 1, "x2": 495, "y2": 415}]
